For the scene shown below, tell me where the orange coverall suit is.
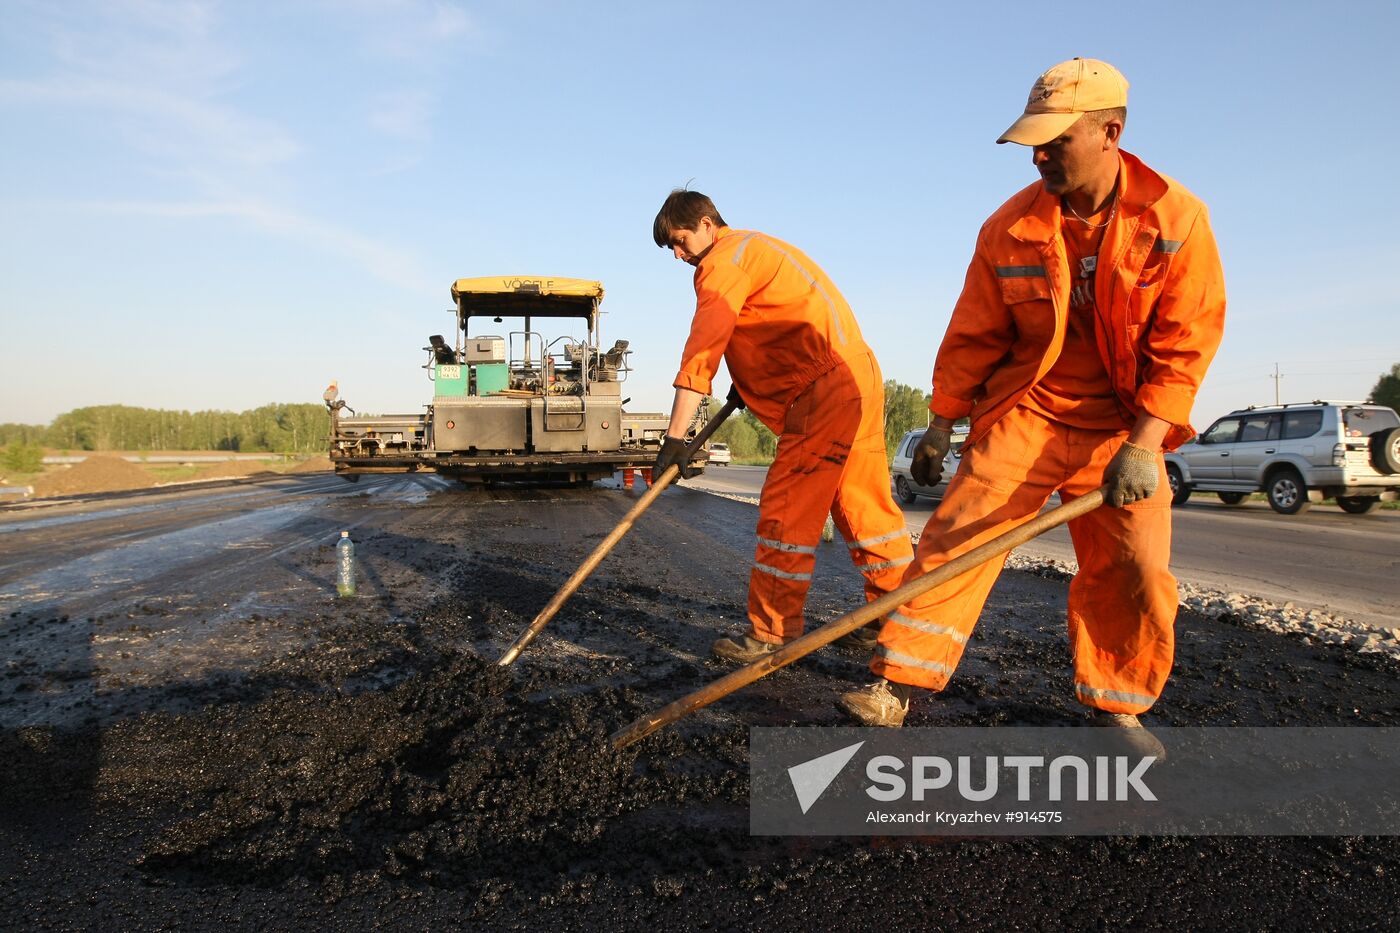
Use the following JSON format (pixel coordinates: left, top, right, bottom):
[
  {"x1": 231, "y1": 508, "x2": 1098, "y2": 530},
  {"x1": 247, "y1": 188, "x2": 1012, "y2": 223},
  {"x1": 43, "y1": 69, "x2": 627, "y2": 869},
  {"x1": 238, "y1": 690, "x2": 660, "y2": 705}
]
[
  {"x1": 871, "y1": 152, "x2": 1226, "y2": 713},
  {"x1": 673, "y1": 227, "x2": 914, "y2": 644}
]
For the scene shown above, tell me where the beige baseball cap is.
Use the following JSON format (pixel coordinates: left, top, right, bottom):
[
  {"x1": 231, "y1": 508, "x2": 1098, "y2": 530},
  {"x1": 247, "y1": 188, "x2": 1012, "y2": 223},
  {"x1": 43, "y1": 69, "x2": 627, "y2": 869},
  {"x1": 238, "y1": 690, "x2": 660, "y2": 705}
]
[{"x1": 997, "y1": 57, "x2": 1129, "y2": 146}]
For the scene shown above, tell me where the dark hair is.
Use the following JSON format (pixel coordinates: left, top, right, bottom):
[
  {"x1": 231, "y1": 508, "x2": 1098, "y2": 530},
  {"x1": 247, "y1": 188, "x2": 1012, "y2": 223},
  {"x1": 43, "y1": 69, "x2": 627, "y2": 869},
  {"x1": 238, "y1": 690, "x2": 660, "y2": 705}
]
[{"x1": 652, "y1": 189, "x2": 727, "y2": 248}]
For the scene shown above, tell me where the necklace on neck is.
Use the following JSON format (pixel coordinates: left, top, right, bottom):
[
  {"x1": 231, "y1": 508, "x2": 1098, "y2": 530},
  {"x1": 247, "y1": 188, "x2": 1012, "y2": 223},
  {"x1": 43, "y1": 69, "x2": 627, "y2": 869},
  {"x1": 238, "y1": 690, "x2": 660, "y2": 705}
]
[{"x1": 1064, "y1": 196, "x2": 1117, "y2": 229}]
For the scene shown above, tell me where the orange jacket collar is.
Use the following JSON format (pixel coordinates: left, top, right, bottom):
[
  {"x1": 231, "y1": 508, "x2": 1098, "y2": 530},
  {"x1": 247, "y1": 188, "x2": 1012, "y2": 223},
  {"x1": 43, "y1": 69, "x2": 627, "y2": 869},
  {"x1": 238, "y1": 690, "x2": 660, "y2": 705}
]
[
  {"x1": 695, "y1": 226, "x2": 738, "y2": 269},
  {"x1": 1008, "y1": 150, "x2": 1170, "y2": 246}
]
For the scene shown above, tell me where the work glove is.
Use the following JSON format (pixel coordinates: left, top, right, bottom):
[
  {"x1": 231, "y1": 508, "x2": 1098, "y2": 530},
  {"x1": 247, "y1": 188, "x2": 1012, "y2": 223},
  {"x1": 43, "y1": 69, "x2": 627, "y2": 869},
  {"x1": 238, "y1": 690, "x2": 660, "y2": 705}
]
[
  {"x1": 653, "y1": 435, "x2": 698, "y2": 480},
  {"x1": 909, "y1": 425, "x2": 953, "y2": 487},
  {"x1": 726, "y1": 385, "x2": 747, "y2": 411},
  {"x1": 1103, "y1": 441, "x2": 1159, "y2": 508}
]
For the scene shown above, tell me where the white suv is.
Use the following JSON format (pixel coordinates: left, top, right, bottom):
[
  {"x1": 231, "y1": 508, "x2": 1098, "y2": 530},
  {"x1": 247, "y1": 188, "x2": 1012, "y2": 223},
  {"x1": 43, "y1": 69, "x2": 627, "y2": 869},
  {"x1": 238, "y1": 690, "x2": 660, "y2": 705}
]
[
  {"x1": 705, "y1": 442, "x2": 731, "y2": 466},
  {"x1": 1164, "y1": 401, "x2": 1400, "y2": 514}
]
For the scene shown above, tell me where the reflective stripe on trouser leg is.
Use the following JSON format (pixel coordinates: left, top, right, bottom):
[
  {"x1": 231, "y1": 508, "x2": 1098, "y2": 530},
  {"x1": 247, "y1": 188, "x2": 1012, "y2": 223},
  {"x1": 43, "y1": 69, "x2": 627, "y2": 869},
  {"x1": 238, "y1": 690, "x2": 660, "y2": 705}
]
[
  {"x1": 747, "y1": 361, "x2": 867, "y2": 643},
  {"x1": 871, "y1": 407, "x2": 1062, "y2": 689},
  {"x1": 1063, "y1": 445, "x2": 1177, "y2": 714}
]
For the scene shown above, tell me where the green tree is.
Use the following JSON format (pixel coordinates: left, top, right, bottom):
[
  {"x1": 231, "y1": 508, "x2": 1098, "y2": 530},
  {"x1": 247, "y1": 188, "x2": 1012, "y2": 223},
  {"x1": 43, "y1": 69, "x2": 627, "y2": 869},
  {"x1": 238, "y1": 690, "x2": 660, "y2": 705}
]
[
  {"x1": 883, "y1": 379, "x2": 931, "y2": 459},
  {"x1": 0, "y1": 423, "x2": 46, "y2": 446},
  {"x1": 1, "y1": 442, "x2": 45, "y2": 473},
  {"x1": 1369, "y1": 363, "x2": 1400, "y2": 411},
  {"x1": 709, "y1": 394, "x2": 777, "y2": 463}
]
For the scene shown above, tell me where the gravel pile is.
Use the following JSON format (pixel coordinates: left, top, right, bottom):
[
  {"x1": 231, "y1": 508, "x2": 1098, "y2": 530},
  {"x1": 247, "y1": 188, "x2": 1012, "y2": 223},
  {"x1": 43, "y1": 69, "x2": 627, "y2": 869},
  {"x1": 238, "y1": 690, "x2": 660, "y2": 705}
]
[
  {"x1": 1000, "y1": 551, "x2": 1400, "y2": 662},
  {"x1": 700, "y1": 488, "x2": 1398, "y2": 662}
]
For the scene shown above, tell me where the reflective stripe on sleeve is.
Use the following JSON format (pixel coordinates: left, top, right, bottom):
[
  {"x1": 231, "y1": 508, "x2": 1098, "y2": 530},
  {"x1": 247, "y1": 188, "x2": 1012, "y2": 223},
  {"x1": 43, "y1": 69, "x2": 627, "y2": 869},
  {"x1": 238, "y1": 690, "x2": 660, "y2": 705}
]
[
  {"x1": 731, "y1": 232, "x2": 758, "y2": 264},
  {"x1": 1075, "y1": 683, "x2": 1157, "y2": 707},
  {"x1": 995, "y1": 265, "x2": 1046, "y2": 278},
  {"x1": 888, "y1": 611, "x2": 968, "y2": 644},
  {"x1": 753, "y1": 561, "x2": 812, "y2": 582},
  {"x1": 757, "y1": 536, "x2": 818, "y2": 555},
  {"x1": 875, "y1": 645, "x2": 955, "y2": 675},
  {"x1": 754, "y1": 235, "x2": 846, "y2": 344}
]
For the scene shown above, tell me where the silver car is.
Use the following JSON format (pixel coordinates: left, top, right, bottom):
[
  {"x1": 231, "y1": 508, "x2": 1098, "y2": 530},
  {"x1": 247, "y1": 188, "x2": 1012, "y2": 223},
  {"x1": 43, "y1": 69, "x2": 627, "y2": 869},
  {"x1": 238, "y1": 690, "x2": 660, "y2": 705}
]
[{"x1": 890, "y1": 426, "x2": 969, "y2": 504}]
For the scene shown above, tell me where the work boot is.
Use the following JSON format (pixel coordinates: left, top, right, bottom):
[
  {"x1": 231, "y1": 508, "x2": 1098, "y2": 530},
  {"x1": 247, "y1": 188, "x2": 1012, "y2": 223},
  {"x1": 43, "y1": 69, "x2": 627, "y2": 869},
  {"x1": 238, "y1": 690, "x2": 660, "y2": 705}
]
[
  {"x1": 834, "y1": 624, "x2": 879, "y2": 651},
  {"x1": 836, "y1": 678, "x2": 912, "y2": 727},
  {"x1": 711, "y1": 633, "x2": 782, "y2": 664},
  {"x1": 1090, "y1": 710, "x2": 1167, "y2": 761}
]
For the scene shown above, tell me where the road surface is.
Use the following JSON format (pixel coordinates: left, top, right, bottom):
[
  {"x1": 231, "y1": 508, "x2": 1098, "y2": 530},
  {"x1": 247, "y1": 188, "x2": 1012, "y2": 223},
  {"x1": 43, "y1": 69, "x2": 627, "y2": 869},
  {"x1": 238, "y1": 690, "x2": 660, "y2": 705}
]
[
  {"x1": 686, "y1": 465, "x2": 1400, "y2": 630},
  {"x1": 0, "y1": 472, "x2": 1395, "y2": 928}
]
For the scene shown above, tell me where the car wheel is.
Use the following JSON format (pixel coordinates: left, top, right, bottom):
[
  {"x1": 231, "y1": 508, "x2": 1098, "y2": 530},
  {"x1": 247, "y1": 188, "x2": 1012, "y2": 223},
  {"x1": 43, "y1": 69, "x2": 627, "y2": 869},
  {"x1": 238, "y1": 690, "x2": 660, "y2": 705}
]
[
  {"x1": 895, "y1": 475, "x2": 917, "y2": 504},
  {"x1": 1266, "y1": 467, "x2": 1310, "y2": 514},
  {"x1": 1217, "y1": 491, "x2": 1247, "y2": 505},
  {"x1": 1336, "y1": 495, "x2": 1381, "y2": 514},
  {"x1": 1166, "y1": 464, "x2": 1191, "y2": 506},
  {"x1": 1370, "y1": 427, "x2": 1400, "y2": 474}
]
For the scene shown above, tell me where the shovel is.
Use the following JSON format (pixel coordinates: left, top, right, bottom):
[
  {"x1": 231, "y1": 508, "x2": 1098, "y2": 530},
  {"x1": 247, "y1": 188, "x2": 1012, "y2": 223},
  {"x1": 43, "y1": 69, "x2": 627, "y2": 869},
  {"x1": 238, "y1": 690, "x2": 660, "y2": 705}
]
[
  {"x1": 610, "y1": 486, "x2": 1107, "y2": 749},
  {"x1": 497, "y1": 396, "x2": 743, "y2": 666}
]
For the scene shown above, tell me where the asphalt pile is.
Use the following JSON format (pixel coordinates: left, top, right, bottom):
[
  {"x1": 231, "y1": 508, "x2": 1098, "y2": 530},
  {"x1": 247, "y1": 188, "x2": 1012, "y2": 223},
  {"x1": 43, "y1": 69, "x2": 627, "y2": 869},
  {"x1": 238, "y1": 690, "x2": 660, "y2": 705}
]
[{"x1": 132, "y1": 652, "x2": 749, "y2": 909}]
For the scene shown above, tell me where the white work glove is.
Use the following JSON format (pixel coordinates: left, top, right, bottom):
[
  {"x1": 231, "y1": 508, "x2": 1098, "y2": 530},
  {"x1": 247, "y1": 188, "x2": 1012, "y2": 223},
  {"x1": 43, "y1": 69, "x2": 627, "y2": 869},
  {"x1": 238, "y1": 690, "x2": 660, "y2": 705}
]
[
  {"x1": 910, "y1": 426, "x2": 953, "y2": 487},
  {"x1": 1103, "y1": 441, "x2": 1159, "y2": 508}
]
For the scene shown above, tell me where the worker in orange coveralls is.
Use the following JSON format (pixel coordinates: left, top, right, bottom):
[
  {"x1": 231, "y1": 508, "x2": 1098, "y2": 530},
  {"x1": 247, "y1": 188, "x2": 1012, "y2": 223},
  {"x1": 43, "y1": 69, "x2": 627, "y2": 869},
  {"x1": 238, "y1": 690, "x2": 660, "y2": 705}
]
[
  {"x1": 651, "y1": 190, "x2": 915, "y2": 663},
  {"x1": 837, "y1": 58, "x2": 1226, "y2": 756}
]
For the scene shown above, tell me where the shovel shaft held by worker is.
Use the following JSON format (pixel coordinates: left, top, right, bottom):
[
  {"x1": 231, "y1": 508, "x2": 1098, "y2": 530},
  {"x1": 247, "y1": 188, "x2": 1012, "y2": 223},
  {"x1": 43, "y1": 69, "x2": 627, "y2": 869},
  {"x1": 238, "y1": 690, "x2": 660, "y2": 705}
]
[
  {"x1": 610, "y1": 486, "x2": 1109, "y2": 750},
  {"x1": 497, "y1": 397, "x2": 743, "y2": 667}
]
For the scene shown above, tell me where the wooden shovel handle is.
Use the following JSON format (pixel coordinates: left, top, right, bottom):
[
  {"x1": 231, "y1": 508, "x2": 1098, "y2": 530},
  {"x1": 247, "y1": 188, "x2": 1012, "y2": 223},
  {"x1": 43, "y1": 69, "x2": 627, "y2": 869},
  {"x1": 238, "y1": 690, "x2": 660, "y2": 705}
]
[{"x1": 610, "y1": 487, "x2": 1107, "y2": 749}]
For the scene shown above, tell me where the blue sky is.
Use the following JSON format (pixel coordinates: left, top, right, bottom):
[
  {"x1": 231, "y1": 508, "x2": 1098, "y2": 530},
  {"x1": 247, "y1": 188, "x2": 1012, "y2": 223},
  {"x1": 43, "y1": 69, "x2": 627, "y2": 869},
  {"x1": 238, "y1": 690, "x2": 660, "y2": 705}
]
[{"x1": 3, "y1": 0, "x2": 1398, "y2": 430}]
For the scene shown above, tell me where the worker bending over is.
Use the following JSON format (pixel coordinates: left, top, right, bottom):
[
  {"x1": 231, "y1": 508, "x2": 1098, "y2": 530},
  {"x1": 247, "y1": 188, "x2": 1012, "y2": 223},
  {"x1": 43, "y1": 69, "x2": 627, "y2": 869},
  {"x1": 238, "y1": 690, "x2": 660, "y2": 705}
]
[
  {"x1": 838, "y1": 59, "x2": 1226, "y2": 755},
  {"x1": 652, "y1": 190, "x2": 914, "y2": 661}
]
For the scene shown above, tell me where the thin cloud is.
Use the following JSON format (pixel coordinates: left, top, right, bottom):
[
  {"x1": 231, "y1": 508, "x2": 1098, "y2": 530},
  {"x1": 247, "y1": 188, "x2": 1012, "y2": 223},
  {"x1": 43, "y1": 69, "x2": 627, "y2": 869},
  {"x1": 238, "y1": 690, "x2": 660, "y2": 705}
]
[
  {"x1": 328, "y1": 0, "x2": 476, "y2": 60},
  {"x1": 367, "y1": 89, "x2": 435, "y2": 141},
  {"x1": 0, "y1": 77, "x2": 302, "y2": 166},
  {"x1": 84, "y1": 198, "x2": 430, "y2": 293}
]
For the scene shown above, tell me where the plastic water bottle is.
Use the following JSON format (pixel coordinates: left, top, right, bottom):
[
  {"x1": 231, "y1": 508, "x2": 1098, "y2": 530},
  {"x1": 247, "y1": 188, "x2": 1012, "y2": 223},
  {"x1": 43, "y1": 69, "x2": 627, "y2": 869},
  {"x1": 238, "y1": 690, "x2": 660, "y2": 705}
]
[{"x1": 336, "y1": 531, "x2": 356, "y2": 597}]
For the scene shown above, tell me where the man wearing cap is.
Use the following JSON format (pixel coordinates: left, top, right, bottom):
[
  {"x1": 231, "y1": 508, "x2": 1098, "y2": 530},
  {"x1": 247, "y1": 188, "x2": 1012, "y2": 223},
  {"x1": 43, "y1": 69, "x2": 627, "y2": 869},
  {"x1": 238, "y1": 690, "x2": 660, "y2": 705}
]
[{"x1": 837, "y1": 58, "x2": 1226, "y2": 751}]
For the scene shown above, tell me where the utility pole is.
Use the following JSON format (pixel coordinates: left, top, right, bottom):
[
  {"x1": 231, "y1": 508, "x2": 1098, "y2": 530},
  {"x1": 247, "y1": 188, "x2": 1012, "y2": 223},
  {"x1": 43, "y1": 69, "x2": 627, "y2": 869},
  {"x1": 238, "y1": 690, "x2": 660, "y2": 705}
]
[{"x1": 1270, "y1": 363, "x2": 1283, "y2": 405}]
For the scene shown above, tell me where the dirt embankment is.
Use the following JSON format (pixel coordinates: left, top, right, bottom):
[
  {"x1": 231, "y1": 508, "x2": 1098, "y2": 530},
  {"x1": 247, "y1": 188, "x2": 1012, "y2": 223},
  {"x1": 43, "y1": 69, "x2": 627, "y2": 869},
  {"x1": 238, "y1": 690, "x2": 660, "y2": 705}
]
[
  {"x1": 18, "y1": 454, "x2": 331, "y2": 498},
  {"x1": 29, "y1": 456, "x2": 154, "y2": 496},
  {"x1": 192, "y1": 460, "x2": 276, "y2": 480},
  {"x1": 289, "y1": 456, "x2": 334, "y2": 473}
]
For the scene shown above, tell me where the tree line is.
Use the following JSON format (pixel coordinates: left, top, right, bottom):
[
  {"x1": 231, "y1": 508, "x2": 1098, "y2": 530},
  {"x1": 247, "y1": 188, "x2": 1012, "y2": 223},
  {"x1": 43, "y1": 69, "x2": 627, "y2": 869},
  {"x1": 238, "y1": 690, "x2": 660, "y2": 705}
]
[
  {"x1": 0, "y1": 403, "x2": 333, "y2": 453},
  {"x1": 1, "y1": 391, "x2": 929, "y2": 461},
  {"x1": 17, "y1": 362, "x2": 1391, "y2": 462}
]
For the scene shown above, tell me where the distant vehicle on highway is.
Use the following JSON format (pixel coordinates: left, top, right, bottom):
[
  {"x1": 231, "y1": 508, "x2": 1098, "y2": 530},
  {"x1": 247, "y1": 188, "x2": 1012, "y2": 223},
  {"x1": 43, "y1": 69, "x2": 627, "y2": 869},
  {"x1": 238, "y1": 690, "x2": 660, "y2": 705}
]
[
  {"x1": 706, "y1": 443, "x2": 732, "y2": 466},
  {"x1": 1164, "y1": 401, "x2": 1400, "y2": 514},
  {"x1": 891, "y1": 426, "x2": 969, "y2": 504}
]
